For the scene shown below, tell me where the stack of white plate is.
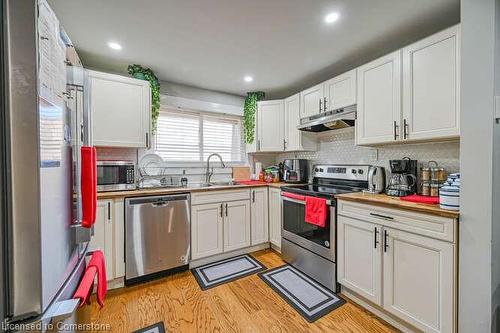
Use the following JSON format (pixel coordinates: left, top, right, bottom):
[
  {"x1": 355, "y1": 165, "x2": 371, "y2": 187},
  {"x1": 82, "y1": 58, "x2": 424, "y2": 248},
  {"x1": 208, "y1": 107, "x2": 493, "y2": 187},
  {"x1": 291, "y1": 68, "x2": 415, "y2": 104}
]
[{"x1": 440, "y1": 173, "x2": 460, "y2": 211}]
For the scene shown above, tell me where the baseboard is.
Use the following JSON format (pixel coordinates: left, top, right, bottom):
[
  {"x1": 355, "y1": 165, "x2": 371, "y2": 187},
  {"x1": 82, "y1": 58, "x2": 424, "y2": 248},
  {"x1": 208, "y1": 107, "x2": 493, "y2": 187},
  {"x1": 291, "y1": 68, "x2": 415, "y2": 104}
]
[
  {"x1": 341, "y1": 287, "x2": 419, "y2": 333},
  {"x1": 189, "y1": 243, "x2": 270, "y2": 268}
]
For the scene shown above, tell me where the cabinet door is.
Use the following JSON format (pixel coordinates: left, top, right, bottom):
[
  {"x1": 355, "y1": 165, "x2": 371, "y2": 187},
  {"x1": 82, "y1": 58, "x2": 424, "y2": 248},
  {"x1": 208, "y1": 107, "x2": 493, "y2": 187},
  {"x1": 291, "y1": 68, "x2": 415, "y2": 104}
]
[
  {"x1": 90, "y1": 200, "x2": 114, "y2": 280},
  {"x1": 191, "y1": 203, "x2": 224, "y2": 260},
  {"x1": 324, "y1": 69, "x2": 357, "y2": 110},
  {"x1": 268, "y1": 188, "x2": 282, "y2": 248},
  {"x1": 89, "y1": 70, "x2": 151, "y2": 148},
  {"x1": 251, "y1": 188, "x2": 269, "y2": 245},
  {"x1": 337, "y1": 216, "x2": 382, "y2": 305},
  {"x1": 224, "y1": 200, "x2": 251, "y2": 252},
  {"x1": 257, "y1": 100, "x2": 285, "y2": 151},
  {"x1": 402, "y1": 25, "x2": 460, "y2": 141},
  {"x1": 300, "y1": 83, "x2": 324, "y2": 118},
  {"x1": 383, "y1": 227, "x2": 454, "y2": 333},
  {"x1": 356, "y1": 51, "x2": 402, "y2": 145}
]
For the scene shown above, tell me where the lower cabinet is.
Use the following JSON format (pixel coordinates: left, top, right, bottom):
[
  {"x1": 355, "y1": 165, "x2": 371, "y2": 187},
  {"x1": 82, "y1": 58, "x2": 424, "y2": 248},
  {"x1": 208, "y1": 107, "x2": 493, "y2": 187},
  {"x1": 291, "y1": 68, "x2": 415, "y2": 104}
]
[
  {"x1": 191, "y1": 198, "x2": 251, "y2": 260},
  {"x1": 251, "y1": 187, "x2": 269, "y2": 245},
  {"x1": 191, "y1": 202, "x2": 224, "y2": 259},
  {"x1": 91, "y1": 198, "x2": 125, "y2": 281},
  {"x1": 338, "y1": 203, "x2": 456, "y2": 333},
  {"x1": 268, "y1": 187, "x2": 282, "y2": 249}
]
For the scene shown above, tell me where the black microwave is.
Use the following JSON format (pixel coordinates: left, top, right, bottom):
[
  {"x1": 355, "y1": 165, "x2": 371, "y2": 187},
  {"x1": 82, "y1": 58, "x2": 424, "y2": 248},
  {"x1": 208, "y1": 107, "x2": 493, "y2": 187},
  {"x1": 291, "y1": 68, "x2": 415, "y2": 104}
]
[{"x1": 97, "y1": 161, "x2": 135, "y2": 192}]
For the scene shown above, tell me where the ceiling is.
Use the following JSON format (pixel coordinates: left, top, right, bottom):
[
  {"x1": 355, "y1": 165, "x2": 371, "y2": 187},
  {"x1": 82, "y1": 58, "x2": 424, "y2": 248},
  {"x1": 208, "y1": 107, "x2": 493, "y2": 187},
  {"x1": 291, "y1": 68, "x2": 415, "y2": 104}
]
[{"x1": 48, "y1": 0, "x2": 460, "y2": 99}]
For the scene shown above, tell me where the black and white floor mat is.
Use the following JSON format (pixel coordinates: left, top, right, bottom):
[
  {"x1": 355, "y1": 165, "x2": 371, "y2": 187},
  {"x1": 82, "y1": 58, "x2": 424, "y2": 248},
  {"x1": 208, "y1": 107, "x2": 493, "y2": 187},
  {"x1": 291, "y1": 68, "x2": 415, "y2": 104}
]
[
  {"x1": 259, "y1": 265, "x2": 345, "y2": 322},
  {"x1": 192, "y1": 254, "x2": 267, "y2": 290},
  {"x1": 132, "y1": 321, "x2": 166, "y2": 333}
]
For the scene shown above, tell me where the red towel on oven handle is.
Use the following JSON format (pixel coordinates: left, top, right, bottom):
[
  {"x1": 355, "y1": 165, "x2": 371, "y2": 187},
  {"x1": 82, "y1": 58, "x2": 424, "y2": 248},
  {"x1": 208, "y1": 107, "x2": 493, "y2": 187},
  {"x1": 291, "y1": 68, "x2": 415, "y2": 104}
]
[
  {"x1": 282, "y1": 192, "x2": 306, "y2": 201},
  {"x1": 81, "y1": 146, "x2": 97, "y2": 228},
  {"x1": 304, "y1": 196, "x2": 327, "y2": 228}
]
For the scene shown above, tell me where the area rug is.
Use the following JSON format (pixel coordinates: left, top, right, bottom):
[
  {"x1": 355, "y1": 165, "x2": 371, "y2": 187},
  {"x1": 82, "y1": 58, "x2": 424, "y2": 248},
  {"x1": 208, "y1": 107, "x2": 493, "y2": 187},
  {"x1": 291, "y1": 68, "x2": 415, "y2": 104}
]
[
  {"x1": 259, "y1": 265, "x2": 345, "y2": 322},
  {"x1": 192, "y1": 254, "x2": 266, "y2": 290},
  {"x1": 132, "y1": 321, "x2": 166, "y2": 333}
]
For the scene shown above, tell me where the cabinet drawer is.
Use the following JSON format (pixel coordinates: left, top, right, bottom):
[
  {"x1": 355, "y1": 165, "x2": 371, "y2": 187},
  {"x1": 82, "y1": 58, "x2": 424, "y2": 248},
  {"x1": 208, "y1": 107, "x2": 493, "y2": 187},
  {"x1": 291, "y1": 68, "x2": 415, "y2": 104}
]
[
  {"x1": 191, "y1": 189, "x2": 250, "y2": 205},
  {"x1": 338, "y1": 200, "x2": 456, "y2": 243}
]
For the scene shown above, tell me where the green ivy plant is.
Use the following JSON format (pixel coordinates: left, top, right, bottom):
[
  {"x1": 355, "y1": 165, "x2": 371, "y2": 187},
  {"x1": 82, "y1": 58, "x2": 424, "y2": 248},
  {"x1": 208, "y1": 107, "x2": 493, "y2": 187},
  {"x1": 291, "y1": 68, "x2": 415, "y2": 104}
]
[
  {"x1": 243, "y1": 91, "x2": 265, "y2": 144},
  {"x1": 127, "y1": 64, "x2": 160, "y2": 133}
]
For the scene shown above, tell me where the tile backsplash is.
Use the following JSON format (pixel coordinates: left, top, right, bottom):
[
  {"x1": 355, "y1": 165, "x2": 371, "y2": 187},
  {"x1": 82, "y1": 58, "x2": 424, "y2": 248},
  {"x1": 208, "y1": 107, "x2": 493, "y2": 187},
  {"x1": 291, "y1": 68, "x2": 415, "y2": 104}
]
[{"x1": 276, "y1": 128, "x2": 460, "y2": 175}]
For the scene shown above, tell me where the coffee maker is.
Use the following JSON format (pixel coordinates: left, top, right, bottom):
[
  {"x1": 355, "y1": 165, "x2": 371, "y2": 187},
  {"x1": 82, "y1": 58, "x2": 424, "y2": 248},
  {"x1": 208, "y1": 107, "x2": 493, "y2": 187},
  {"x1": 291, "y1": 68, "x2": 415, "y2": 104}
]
[{"x1": 386, "y1": 157, "x2": 418, "y2": 197}]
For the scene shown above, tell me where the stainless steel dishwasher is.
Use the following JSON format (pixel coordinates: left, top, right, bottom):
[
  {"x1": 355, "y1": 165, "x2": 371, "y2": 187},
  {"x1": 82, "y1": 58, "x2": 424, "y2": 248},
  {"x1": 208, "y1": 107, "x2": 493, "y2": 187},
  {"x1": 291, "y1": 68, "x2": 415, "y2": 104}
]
[{"x1": 125, "y1": 193, "x2": 190, "y2": 285}]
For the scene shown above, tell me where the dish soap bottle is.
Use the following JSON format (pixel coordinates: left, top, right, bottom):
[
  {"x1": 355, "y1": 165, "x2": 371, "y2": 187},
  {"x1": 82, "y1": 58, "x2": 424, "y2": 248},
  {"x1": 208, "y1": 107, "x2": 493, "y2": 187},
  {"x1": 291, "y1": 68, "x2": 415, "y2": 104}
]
[{"x1": 180, "y1": 170, "x2": 188, "y2": 187}]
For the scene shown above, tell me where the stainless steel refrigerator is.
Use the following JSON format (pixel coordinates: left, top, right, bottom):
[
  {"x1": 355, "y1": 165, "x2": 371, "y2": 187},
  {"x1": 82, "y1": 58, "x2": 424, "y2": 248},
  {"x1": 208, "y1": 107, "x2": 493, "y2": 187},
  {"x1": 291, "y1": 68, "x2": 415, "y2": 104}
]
[{"x1": 1, "y1": 0, "x2": 92, "y2": 328}]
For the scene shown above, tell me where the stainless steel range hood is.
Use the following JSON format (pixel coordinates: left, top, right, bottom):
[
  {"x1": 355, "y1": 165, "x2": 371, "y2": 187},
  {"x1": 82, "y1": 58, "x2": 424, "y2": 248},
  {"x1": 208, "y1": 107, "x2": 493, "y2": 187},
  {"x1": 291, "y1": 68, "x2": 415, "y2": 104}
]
[{"x1": 298, "y1": 104, "x2": 356, "y2": 133}]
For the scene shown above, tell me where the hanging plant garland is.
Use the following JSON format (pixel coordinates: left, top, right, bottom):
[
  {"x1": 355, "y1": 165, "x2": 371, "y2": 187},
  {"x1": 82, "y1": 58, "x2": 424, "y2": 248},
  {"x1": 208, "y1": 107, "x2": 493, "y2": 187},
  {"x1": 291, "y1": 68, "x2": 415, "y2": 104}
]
[
  {"x1": 243, "y1": 91, "x2": 265, "y2": 144},
  {"x1": 127, "y1": 64, "x2": 160, "y2": 134}
]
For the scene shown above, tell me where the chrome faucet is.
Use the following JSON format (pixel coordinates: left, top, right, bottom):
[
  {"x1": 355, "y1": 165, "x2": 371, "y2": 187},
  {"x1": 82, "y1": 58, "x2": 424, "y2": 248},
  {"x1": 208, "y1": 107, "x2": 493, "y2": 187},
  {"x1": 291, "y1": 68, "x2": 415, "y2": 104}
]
[{"x1": 205, "y1": 153, "x2": 226, "y2": 184}]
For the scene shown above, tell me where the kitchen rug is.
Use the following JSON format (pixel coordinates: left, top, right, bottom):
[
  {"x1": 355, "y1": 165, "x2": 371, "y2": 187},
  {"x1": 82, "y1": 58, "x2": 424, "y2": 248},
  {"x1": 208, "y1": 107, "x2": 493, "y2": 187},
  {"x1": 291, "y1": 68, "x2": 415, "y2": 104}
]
[
  {"x1": 259, "y1": 265, "x2": 345, "y2": 322},
  {"x1": 192, "y1": 254, "x2": 266, "y2": 290},
  {"x1": 132, "y1": 321, "x2": 166, "y2": 333}
]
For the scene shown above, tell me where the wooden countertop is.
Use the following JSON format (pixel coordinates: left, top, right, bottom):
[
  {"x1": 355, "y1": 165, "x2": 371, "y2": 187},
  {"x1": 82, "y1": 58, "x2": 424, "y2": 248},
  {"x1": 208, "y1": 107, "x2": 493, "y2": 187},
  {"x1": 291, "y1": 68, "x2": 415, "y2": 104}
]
[
  {"x1": 98, "y1": 182, "x2": 301, "y2": 199},
  {"x1": 336, "y1": 192, "x2": 460, "y2": 219}
]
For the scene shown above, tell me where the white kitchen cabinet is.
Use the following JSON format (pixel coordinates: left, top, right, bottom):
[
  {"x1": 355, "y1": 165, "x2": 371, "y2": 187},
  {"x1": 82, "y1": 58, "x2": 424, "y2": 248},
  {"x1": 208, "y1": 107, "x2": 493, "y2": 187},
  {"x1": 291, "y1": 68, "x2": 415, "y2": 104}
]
[
  {"x1": 191, "y1": 202, "x2": 224, "y2": 260},
  {"x1": 324, "y1": 69, "x2": 357, "y2": 110},
  {"x1": 251, "y1": 187, "x2": 269, "y2": 245},
  {"x1": 402, "y1": 25, "x2": 460, "y2": 141},
  {"x1": 356, "y1": 51, "x2": 402, "y2": 145},
  {"x1": 224, "y1": 200, "x2": 251, "y2": 252},
  {"x1": 337, "y1": 216, "x2": 382, "y2": 305},
  {"x1": 383, "y1": 227, "x2": 454, "y2": 333},
  {"x1": 268, "y1": 187, "x2": 282, "y2": 249},
  {"x1": 337, "y1": 200, "x2": 458, "y2": 333},
  {"x1": 300, "y1": 83, "x2": 324, "y2": 118},
  {"x1": 90, "y1": 199, "x2": 114, "y2": 280},
  {"x1": 89, "y1": 70, "x2": 151, "y2": 148},
  {"x1": 257, "y1": 100, "x2": 285, "y2": 151},
  {"x1": 284, "y1": 94, "x2": 317, "y2": 152}
]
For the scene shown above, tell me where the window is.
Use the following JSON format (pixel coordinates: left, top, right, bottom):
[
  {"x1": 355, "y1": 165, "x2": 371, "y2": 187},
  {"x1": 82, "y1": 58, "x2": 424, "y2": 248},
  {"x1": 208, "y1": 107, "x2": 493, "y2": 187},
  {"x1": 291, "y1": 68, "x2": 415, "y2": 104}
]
[{"x1": 155, "y1": 108, "x2": 245, "y2": 162}]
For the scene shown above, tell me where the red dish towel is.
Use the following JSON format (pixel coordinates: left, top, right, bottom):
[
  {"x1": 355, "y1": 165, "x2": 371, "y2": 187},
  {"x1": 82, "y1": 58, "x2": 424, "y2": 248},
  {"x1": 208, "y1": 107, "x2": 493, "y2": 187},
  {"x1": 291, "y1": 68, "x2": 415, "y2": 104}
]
[
  {"x1": 73, "y1": 250, "x2": 107, "y2": 307},
  {"x1": 400, "y1": 194, "x2": 440, "y2": 205},
  {"x1": 81, "y1": 146, "x2": 97, "y2": 228},
  {"x1": 282, "y1": 192, "x2": 306, "y2": 201},
  {"x1": 73, "y1": 266, "x2": 97, "y2": 306},
  {"x1": 305, "y1": 196, "x2": 327, "y2": 227}
]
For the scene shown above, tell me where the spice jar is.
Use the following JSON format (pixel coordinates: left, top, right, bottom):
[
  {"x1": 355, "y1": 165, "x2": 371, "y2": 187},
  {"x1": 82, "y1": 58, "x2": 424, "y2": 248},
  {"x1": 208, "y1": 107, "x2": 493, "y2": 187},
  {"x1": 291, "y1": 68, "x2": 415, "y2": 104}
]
[
  {"x1": 422, "y1": 182, "x2": 431, "y2": 196},
  {"x1": 430, "y1": 183, "x2": 440, "y2": 197}
]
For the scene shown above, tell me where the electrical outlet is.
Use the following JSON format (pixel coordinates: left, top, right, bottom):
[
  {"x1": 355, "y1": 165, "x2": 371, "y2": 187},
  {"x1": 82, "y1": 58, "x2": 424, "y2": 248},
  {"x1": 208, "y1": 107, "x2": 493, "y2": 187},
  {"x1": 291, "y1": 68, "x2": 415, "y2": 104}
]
[{"x1": 370, "y1": 149, "x2": 378, "y2": 162}]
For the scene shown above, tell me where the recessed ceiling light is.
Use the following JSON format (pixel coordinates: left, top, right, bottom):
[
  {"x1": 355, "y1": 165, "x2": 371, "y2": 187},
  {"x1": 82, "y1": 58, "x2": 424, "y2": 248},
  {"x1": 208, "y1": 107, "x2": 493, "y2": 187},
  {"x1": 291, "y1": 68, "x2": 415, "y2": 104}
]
[
  {"x1": 325, "y1": 12, "x2": 340, "y2": 24},
  {"x1": 107, "y1": 41, "x2": 122, "y2": 50},
  {"x1": 244, "y1": 76, "x2": 253, "y2": 83}
]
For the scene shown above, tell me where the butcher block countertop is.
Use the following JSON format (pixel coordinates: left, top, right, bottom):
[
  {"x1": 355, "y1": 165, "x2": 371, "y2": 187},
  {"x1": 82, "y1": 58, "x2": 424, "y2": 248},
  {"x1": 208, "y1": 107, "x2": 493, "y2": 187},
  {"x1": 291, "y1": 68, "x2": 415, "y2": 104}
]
[
  {"x1": 336, "y1": 192, "x2": 460, "y2": 219},
  {"x1": 97, "y1": 182, "x2": 301, "y2": 199}
]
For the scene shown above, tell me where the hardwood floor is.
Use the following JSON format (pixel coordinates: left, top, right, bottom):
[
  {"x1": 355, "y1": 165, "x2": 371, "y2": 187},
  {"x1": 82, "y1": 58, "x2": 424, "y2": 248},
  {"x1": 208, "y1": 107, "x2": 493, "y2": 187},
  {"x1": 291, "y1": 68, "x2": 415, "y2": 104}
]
[{"x1": 77, "y1": 249, "x2": 397, "y2": 332}]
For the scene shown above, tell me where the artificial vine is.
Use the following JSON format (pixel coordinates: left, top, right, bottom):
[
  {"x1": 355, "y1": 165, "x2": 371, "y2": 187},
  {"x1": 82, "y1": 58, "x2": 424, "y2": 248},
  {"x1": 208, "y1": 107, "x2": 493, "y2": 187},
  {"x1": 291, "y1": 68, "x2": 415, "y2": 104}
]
[
  {"x1": 127, "y1": 64, "x2": 160, "y2": 133},
  {"x1": 243, "y1": 91, "x2": 265, "y2": 144}
]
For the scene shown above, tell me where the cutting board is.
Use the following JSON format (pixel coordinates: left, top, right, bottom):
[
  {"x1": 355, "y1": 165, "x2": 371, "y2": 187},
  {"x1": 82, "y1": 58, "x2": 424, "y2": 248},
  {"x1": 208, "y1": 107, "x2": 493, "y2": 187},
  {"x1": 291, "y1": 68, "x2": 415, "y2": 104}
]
[{"x1": 232, "y1": 166, "x2": 251, "y2": 181}]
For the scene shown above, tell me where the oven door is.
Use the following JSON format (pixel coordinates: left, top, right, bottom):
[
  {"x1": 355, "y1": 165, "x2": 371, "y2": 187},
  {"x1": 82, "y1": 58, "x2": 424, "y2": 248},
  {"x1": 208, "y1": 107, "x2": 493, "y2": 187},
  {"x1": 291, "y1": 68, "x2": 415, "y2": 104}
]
[{"x1": 281, "y1": 194, "x2": 336, "y2": 261}]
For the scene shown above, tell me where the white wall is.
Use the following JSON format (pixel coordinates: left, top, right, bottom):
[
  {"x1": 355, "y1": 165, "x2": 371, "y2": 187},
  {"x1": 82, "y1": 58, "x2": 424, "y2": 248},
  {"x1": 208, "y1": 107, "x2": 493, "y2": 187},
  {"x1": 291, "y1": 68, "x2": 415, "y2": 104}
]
[{"x1": 460, "y1": 0, "x2": 498, "y2": 331}]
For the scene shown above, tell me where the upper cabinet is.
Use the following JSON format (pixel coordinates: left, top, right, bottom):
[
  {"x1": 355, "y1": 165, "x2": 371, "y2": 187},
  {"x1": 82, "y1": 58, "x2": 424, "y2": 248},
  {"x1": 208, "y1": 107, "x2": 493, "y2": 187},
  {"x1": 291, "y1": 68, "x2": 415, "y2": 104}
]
[
  {"x1": 356, "y1": 51, "x2": 402, "y2": 145},
  {"x1": 402, "y1": 25, "x2": 460, "y2": 141},
  {"x1": 356, "y1": 25, "x2": 460, "y2": 146},
  {"x1": 300, "y1": 70, "x2": 357, "y2": 119},
  {"x1": 300, "y1": 83, "x2": 324, "y2": 118},
  {"x1": 89, "y1": 70, "x2": 151, "y2": 148},
  {"x1": 284, "y1": 94, "x2": 317, "y2": 152},
  {"x1": 257, "y1": 100, "x2": 285, "y2": 151},
  {"x1": 324, "y1": 69, "x2": 357, "y2": 111}
]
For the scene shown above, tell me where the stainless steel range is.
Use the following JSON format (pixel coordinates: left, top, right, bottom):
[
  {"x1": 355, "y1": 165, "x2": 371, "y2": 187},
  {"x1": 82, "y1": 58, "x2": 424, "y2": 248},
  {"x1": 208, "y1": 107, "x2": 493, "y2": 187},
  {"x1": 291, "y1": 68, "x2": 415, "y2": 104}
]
[{"x1": 280, "y1": 164, "x2": 370, "y2": 291}]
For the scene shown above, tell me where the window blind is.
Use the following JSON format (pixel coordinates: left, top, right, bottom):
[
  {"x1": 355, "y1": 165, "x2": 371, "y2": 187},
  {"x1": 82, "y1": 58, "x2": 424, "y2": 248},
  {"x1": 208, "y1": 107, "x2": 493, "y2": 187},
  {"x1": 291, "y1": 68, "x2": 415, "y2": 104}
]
[{"x1": 155, "y1": 108, "x2": 245, "y2": 162}]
